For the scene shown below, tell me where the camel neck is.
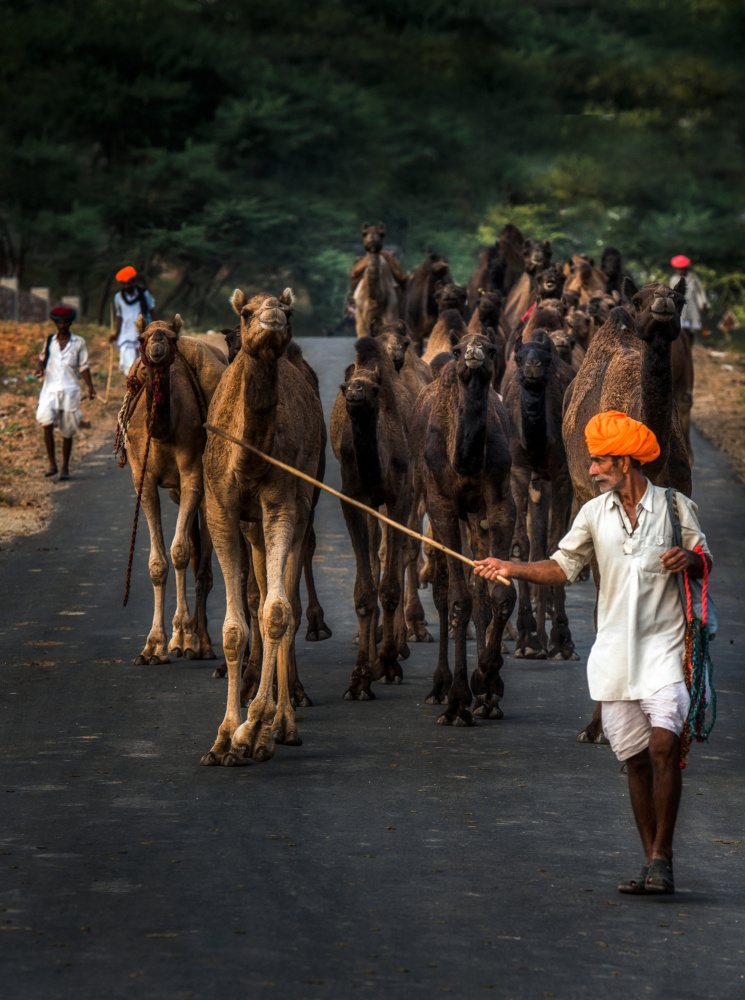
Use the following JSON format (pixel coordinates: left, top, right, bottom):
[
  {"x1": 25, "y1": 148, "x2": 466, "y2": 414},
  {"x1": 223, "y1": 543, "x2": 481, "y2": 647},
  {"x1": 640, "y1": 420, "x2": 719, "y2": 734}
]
[
  {"x1": 366, "y1": 251, "x2": 382, "y2": 302},
  {"x1": 453, "y1": 372, "x2": 488, "y2": 477},
  {"x1": 239, "y1": 353, "x2": 280, "y2": 470},
  {"x1": 147, "y1": 366, "x2": 171, "y2": 440},
  {"x1": 639, "y1": 333, "x2": 673, "y2": 459},
  {"x1": 350, "y1": 406, "x2": 383, "y2": 491},
  {"x1": 518, "y1": 381, "x2": 548, "y2": 461}
]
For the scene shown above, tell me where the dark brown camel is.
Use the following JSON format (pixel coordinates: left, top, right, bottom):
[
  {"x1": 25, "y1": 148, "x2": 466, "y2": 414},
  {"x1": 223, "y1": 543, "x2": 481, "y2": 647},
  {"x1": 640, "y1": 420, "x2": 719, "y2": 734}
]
[
  {"x1": 422, "y1": 283, "x2": 469, "y2": 363},
  {"x1": 330, "y1": 336, "x2": 414, "y2": 698},
  {"x1": 671, "y1": 329, "x2": 695, "y2": 464},
  {"x1": 502, "y1": 331, "x2": 578, "y2": 660},
  {"x1": 122, "y1": 316, "x2": 225, "y2": 666},
  {"x1": 404, "y1": 253, "x2": 452, "y2": 355},
  {"x1": 200, "y1": 288, "x2": 325, "y2": 766},
  {"x1": 563, "y1": 278, "x2": 691, "y2": 743},
  {"x1": 412, "y1": 332, "x2": 517, "y2": 725},
  {"x1": 467, "y1": 223, "x2": 525, "y2": 312},
  {"x1": 501, "y1": 239, "x2": 553, "y2": 334}
]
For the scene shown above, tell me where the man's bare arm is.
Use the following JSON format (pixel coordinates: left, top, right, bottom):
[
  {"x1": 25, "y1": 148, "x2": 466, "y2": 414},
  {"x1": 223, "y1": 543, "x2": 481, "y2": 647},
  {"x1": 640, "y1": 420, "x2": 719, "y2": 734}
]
[{"x1": 473, "y1": 557, "x2": 568, "y2": 586}]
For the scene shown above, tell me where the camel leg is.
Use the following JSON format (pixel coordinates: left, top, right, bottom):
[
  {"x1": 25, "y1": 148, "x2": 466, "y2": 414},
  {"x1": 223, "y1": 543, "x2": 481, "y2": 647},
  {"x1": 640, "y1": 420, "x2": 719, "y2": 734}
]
[
  {"x1": 426, "y1": 549, "x2": 452, "y2": 704},
  {"x1": 547, "y1": 474, "x2": 579, "y2": 661},
  {"x1": 135, "y1": 483, "x2": 171, "y2": 665},
  {"x1": 428, "y1": 511, "x2": 474, "y2": 726},
  {"x1": 467, "y1": 519, "x2": 492, "y2": 656},
  {"x1": 189, "y1": 503, "x2": 216, "y2": 660},
  {"x1": 288, "y1": 570, "x2": 312, "y2": 709},
  {"x1": 303, "y1": 523, "x2": 332, "y2": 642},
  {"x1": 240, "y1": 543, "x2": 264, "y2": 706},
  {"x1": 271, "y1": 521, "x2": 307, "y2": 746},
  {"x1": 342, "y1": 504, "x2": 377, "y2": 701},
  {"x1": 511, "y1": 465, "x2": 543, "y2": 659},
  {"x1": 472, "y1": 493, "x2": 517, "y2": 719},
  {"x1": 375, "y1": 508, "x2": 408, "y2": 684},
  {"x1": 201, "y1": 507, "x2": 249, "y2": 766},
  {"x1": 168, "y1": 480, "x2": 201, "y2": 659},
  {"x1": 528, "y1": 478, "x2": 551, "y2": 657},
  {"x1": 405, "y1": 500, "x2": 432, "y2": 642}
]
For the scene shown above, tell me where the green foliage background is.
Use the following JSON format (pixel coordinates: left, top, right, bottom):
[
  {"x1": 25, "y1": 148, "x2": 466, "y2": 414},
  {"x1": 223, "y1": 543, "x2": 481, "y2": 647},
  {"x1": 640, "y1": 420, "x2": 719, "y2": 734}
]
[{"x1": 0, "y1": 0, "x2": 742, "y2": 331}]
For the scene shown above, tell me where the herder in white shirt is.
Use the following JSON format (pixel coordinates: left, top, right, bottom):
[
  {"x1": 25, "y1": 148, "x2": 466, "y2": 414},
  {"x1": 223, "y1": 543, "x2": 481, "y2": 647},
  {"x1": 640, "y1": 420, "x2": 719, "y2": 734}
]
[
  {"x1": 110, "y1": 265, "x2": 157, "y2": 374},
  {"x1": 34, "y1": 306, "x2": 96, "y2": 480},
  {"x1": 474, "y1": 410, "x2": 712, "y2": 898}
]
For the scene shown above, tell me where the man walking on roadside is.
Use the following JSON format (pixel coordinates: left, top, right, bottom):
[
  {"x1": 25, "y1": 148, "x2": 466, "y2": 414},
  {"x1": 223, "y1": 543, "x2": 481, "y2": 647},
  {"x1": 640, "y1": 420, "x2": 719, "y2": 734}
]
[
  {"x1": 111, "y1": 266, "x2": 157, "y2": 374},
  {"x1": 670, "y1": 254, "x2": 708, "y2": 341},
  {"x1": 34, "y1": 306, "x2": 96, "y2": 480},
  {"x1": 474, "y1": 410, "x2": 712, "y2": 896}
]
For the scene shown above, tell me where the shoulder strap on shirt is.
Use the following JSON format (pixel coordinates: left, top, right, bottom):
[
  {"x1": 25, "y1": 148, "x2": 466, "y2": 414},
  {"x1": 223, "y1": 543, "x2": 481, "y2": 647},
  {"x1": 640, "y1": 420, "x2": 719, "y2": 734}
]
[{"x1": 665, "y1": 487, "x2": 688, "y2": 617}]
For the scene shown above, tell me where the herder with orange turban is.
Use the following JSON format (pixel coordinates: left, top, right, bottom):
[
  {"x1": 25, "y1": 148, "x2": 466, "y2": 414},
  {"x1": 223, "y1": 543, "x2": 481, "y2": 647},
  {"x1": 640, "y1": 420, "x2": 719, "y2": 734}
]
[
  {"x1": 110, "y1": 266, "x2": 158, "y2": 374},
  {"x1": 473, "y1": 410, "x2": 713, "y2": 897}
]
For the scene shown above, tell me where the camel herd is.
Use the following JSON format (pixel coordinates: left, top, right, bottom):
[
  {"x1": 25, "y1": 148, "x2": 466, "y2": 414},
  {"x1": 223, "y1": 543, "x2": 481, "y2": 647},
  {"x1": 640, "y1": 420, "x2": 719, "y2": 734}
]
[{"x1": 117, "y1": 222, "x2": 694, "y2": 764}]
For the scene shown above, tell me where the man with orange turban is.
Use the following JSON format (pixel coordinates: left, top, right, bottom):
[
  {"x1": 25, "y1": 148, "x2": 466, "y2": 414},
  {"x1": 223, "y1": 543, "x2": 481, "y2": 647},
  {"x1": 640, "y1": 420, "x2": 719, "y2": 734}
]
[
  {"x1": 474, "y1": 410, "x2": 712, "y2": 897},
  {"x1": 111, "y1": 266, "x2": 157, "y2": 374}
]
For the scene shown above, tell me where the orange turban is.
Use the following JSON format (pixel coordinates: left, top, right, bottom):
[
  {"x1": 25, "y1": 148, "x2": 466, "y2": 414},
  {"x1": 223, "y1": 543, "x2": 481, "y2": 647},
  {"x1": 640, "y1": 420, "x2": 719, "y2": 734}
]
[
  {"x1": 116, "y1": 266, "x2": 137, "y2": 282},
  {"x1": 585, "y1": 410, "x2": 660, "y2": 464}
]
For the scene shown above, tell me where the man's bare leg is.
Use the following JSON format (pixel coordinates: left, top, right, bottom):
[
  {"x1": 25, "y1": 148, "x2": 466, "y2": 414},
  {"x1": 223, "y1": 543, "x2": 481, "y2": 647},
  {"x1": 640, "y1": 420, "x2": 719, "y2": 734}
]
[
  {"x1": 626, "y1": 746, "x2": 656, "y2": 863},
  {"x1": 626, "y1": 727, "x2": 681, "y2": 864},
  {"x1": 43, "y1": 425, "x2": 57, "y2": 473},
  {"x1": 60, "y1": 436, "x2": 73, "y2": 475}
]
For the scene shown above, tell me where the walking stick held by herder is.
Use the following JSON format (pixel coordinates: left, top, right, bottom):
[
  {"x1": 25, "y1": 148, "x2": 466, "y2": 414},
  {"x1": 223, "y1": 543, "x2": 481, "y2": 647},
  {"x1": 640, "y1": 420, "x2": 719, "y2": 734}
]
[
  {"x1": 102, "y1": 302, "x2": 115, "y2": 404},
  {"x1": 203, "y1": 423, "x2": 510, "y2": 584}
]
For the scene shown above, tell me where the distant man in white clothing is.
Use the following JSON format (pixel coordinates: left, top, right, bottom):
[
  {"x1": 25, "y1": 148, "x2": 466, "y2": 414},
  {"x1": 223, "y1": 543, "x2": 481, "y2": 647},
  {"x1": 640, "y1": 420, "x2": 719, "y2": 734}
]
[
  {"x1": 670, "y1": 254, "x2": 708, "y2": 341},
  {"x1": 474, "y1": 411, "x2": 712, "y2": 896},
  {"x1": 110, "y1": 266, "x2": 157, "y2": 374},
  {"x1": 34, "y1": 306, "x2": 96, "y2": 480}
]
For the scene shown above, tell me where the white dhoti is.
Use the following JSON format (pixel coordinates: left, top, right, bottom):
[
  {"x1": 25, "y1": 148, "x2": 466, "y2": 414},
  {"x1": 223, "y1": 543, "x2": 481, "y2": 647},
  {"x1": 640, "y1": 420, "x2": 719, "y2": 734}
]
[
  {"x1": 119, "y1": 341, "x2": 140, "y2": 375},
  {"x1": 36, "y1": 384, "x2": 82, "y2": 439}
]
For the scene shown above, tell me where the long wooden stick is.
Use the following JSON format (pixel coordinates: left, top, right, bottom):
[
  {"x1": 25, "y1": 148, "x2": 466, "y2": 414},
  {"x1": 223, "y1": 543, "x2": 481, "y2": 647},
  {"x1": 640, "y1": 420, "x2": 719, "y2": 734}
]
[
  {"x1": 203, "y1": 422, "x2": 510, "y2": 585},
  {"x1": 102, "y1": 303, "x2": 115, "y2": 404}
]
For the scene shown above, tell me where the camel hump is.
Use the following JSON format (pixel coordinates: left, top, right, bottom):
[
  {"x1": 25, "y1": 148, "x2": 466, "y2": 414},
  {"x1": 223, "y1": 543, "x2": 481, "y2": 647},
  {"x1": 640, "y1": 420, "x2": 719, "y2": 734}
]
[{"x1": 178, "y1": 336, "x2": 227, "y2": 400}]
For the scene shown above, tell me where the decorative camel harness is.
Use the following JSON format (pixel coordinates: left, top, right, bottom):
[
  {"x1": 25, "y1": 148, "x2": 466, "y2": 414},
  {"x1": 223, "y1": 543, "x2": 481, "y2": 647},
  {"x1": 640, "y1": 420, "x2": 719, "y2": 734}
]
[{"x1": 115, "y1": 335, "x2": 209, "y2": 607}]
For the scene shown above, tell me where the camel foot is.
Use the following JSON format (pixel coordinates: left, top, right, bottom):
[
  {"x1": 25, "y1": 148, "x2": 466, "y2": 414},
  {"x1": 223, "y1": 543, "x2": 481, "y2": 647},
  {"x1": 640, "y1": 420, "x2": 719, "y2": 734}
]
[
  {"x1": 212, "y1": 664, "x2": 227, "y2": 679},
  {"x1": 292, "y1": 691, "x2": 313, "y2": 709},
  {"x1": 148, "y1": 654, "x2": 170, "y2": 665},
  {"x1": 184, "y1": 648, "x2": 198, "y2": 660},
  {"x1": 417, "y1": 580, "x2": 429, "y2": 591},
  {"x1": 549, "y1": 648, "x2": 580, "y2": 661},
  {"x1": 343, "y1": 679, "x2": 376, "y2": 701},
  {"x1": 306, "y1": 621, "x2": 332, "y2": 642},
  {"x1": 169, "y1": 647, "x2": 182, "y2": 659},
  {"x1": 200, "y1": 750, "x2": 224, "y2": 766},
  {"x1": 407, "y1": 623, "x2": 434, "y2": 643},
  {"x1": 473, "y1": 701, "x2": 504, "y2": 720},
  {"x1": 577, "y1": 721, "x2": 609, "y2": 745},
  {"x1": 437, "y1": 709, "x2": 475, "y2": 727},
  {"x1": 425, "y1": 693, "x2": 447, "y2": 705},
  {"x1": 231, "y1": 722, "x2": 275, "y2": 763},
  {"x1": 375, "y1": 657, "x2": 403, "y2": 685},
  {"x1": 273, "y1": 723, "x2": 302, "y2": 747}
]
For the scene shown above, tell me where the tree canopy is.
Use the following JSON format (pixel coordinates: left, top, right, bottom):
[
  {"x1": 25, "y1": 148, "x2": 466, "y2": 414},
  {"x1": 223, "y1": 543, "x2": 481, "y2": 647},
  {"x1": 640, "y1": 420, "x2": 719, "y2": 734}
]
[{"x1": 0, "y1": 0, "x2": 742, "y2": 330}]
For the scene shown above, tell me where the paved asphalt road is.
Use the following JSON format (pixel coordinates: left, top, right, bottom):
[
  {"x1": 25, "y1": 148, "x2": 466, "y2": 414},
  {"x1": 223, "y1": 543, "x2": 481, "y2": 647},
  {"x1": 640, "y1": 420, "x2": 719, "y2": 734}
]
[{"x1": 1, "y1": 337, "x2": 744, "y2": 1000}]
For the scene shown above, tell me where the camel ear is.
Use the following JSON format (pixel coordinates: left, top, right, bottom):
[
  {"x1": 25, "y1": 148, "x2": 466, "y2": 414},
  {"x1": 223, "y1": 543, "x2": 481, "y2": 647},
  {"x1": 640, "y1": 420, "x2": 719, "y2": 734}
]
[
  {"x1": 362, "y1": 222, "x2": 371, "y2": 233},
  {"x1": 621, "y1": 276, "x2": 638, "y2": 305},
  {"x1": 171, "y1": 314, "x2": 182, "y2": 336},
  {"x1": 485, "y1": 326, "x2": 497, "y2": 345},
  {"x1": 135, "y1": 314, "x2": 147, "y2": 337},
  {"x1": 231, "y1": 288, "x2": 246, "y2": 316},
  {"x1": 377, "y1": 222, "x2": 386, "y2": 236},
  {"x1": 279, "y1": 287, "x2": 294, "y2": 309}
]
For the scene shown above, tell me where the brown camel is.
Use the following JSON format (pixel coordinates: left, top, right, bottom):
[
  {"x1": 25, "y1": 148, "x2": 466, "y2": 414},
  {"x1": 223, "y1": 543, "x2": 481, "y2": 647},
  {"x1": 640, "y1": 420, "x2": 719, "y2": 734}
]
[
  {"x1": 412, "y1": 332, "x2": 517, "y2": 725},
  {"x1": 422, "y1": 283, "x2": 469, "y2": 363},
  {"x1": 121, "y1": 316, "x2": 226, "y2": 665},
  {"x1": 330, "y1": 336, "x2": 415, "y2": 698},
  {"x1": 349, "y1": 222, "x2": 408, "y2": 337},
  {"x1": 467, "y1": 223, "x2": 525, "y2": 312},
  {"x1": 200, "y1": 288, "x2": 325, "y2": 766},
  {"x1": 371, "y1": 319, "x2": 432, "y2": 402},
  {"x1": 599, "y1": 246, "x2": 632, "y2": 296},
  {"x1": 404, "y1": 253, "x2": 452, "y2": 354},
  {"x1": 468, "y1": 289, "x2": 506, "y2": 391},
  {"x1": 563, "y1": 279, "x2": 691, "y2": 742},
  {"x1": 501, "y1": 239, "x2": 552, "y2": 334},
  {"x1": 563, "y1": 254, "x2": 608, "y2": 304},
  {"x1": 502, "y1": 330, "x2": 578, "y2": 660}
]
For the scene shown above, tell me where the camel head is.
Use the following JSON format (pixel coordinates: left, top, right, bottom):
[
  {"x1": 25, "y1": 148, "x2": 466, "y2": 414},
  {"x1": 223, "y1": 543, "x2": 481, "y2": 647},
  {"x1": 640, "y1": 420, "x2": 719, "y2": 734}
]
[
  {"x1": 535, "y1": 265, "x2": 565, "y2": 300},
  {"x1": 587, "y1": 292, "x2": 617, "y2": 323},
  {"x1": 525, "y1": 304, "x2": 563, "y2": 337},
  {"x1": 475, "y1": 289, "x2": 503, "y2": 326},
  {"x1": 600, "y1": 246, "x2": 623, "y2": 279},
  {"x1": 135, "y1": 314, "x2": 182, "y2": 366},
  {"x1": 434, "y1": 281, "x2": 468, "y2": 315},
  {"x1": 567, "y1": 306, "x2": 592, "y2": 344},
  {"x1": 514, "y1": 331, "x2": 553, "y2": 390},
  {"x1": 430, "y1": 255, "x2": 451, "y2": 279},
  {"x1": 623, "y1": 279, "x2": 685, "y2": 343},
  {"x1": 341, "y1": 368, "x2": 381, "y2": 417},
  {"x1": 361, "y1": 222, "x2": 386, "y2": 254},
  {"x1": 523, "y1": 239, "x2": 552, "y2": 274},
  {"x1": 452, "y1": 333, "x2": 497, "y2": 386},
  {"x1": 230, "y1": 287, "x2": 294, "y2": 359},
  {"x1": 371, "y1": 320, "x2": 410, "y2": 372},
  {"x1": 562, "y1": 289, "x2": 581, "y2": 313},
  {"x1": 548, "y1": 329, "x2": 575, "y2": 366}
]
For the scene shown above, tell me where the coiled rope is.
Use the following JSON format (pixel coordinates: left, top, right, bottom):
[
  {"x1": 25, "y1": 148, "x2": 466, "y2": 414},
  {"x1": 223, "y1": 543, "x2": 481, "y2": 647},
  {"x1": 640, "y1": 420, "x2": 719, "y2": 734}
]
[{"x1": 679, "y1": 543, "x2": 716, "y2": 768}]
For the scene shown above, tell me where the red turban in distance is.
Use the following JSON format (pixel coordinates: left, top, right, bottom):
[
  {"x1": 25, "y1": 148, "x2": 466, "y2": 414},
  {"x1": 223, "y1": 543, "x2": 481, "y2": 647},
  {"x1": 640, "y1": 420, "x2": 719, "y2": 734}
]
[
  {"x1": 670, "y1": 255, "x2": 691, "y2": 269},
  {"x1": 116, "y1": 266, "x2": 137, "y2": 282},
  {"x1": 585, "y1": 411, "x2": 661, "y2": 465}
]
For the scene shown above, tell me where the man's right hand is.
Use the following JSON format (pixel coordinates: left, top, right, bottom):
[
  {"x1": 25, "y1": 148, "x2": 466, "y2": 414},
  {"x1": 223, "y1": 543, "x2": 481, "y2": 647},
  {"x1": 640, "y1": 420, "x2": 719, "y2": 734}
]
[
  {"x1": 109, "y1": 333, "x2": 118, "y2": 343},
  {"x1": 473, "y1": 557, "x2": 513, "y2": 581}
]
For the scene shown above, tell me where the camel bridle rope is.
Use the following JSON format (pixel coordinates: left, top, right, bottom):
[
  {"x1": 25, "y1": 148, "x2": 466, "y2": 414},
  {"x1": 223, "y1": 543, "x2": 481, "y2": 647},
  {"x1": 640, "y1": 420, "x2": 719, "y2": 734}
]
[{"x1": 203, "y1": 422, "x2": 510, "y2": 585}]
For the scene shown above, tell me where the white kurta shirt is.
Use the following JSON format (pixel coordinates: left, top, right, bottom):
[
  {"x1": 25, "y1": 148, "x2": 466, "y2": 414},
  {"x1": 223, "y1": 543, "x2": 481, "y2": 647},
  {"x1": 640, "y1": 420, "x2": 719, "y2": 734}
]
[
  {"x1": 550, "y1": 480, "x2": 711, "y2": 701},
  {"x1": 114, "y1": 288, "x2": 155, "y2": 348},
  {"x1": 40, "y1": 334, "x2": 90, "y2": 393}
]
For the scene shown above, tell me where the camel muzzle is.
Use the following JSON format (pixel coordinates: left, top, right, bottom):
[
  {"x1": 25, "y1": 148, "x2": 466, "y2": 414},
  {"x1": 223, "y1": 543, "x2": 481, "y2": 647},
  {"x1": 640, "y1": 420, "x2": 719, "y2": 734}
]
[{"x1": 651, "y1": 297, "x2": 676, "y2": 320}]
